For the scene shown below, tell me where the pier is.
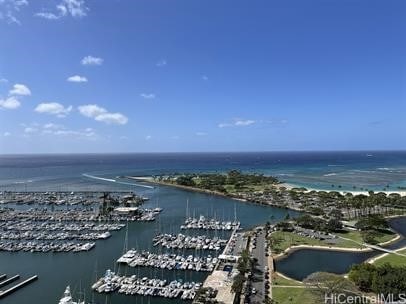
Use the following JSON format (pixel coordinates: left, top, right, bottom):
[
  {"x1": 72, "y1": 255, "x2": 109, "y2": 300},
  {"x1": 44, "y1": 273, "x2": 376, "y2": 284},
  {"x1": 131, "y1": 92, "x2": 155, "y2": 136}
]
[
  {"x1": 117, "y1": 249, "x2": 218, "y2": 271},
  {"x1": 0, "y1": 275, "x2": 38, "y2": 299},
  {"x1": 0, "y1": 275, "x2": 20, "y2": 288},
  {"x1": 92, "y1": 270, "x2": 200, "y2": 300},
  {"x1": 153, "y1": 233, "x2": 227, "y2": 251},
  {"x1": 180, "y1": 215, "x2": 240, "y2": 231}
]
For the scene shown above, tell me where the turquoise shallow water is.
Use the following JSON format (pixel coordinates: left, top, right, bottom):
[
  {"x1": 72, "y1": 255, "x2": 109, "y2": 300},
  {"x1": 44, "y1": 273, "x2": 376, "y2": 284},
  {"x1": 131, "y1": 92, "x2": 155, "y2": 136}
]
[{"x1": 1, "y1": 151, "x2": 406, "y2": 191}]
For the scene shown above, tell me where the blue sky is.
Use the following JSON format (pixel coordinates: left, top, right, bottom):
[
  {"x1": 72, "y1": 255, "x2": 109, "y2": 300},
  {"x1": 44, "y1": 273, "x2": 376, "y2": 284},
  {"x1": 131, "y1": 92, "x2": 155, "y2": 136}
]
[{"x1": 0, "y1": 0, "x2": 405, "y2": 153}]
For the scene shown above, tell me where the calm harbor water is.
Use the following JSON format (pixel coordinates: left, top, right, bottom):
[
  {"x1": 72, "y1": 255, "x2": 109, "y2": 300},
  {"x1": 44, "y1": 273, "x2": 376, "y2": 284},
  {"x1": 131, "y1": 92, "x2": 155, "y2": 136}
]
[
  {"x1": 0, "y1": 182, "x2": 298, "y2": 304},
  {"x1": 1, "y1": 152, "x2": 406, "y2": 303}
]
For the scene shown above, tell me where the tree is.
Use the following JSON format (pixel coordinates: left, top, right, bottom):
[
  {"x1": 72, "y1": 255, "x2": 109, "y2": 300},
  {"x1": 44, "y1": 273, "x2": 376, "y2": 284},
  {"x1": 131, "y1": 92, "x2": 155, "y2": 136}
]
[
  {"x1": 304, "y1": 272, "x2": 360, "y2": 301},
  {"x1": 355, "y1": 214, "x2": 388, "y2": 231},
  {"x1": 231, "y1": 274, "x2": 246, "y2": 293},
  {"x1": 349, "y1": 263, "x2": 406, "y2": 301},
  {"x1": 348, "y1": 263, "x2": 376, "y2": 291},
  {"x1": 325, "y1": 218, "x2": 343, "y2": 232}
]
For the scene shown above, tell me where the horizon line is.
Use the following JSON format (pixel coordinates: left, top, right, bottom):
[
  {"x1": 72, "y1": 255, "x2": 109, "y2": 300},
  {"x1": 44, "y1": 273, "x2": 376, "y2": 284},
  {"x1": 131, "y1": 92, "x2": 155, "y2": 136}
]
[{"x1": 1, "y1": 149, "x2": 406, "y2": 156}]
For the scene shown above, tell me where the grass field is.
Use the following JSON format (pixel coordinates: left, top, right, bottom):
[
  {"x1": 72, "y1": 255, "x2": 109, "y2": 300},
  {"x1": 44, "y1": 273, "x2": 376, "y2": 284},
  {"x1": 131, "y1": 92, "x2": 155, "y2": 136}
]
[
  {"x1": 273, "y1": 274, "x2": 303, "y2": 286},
  {"x1": 336, "y1": 229, "x2": 396, "y2": 246},
  {"x1": 272, "y1": 286, "x2": 318, "y2": 304},
  {"x1": 270, "y1": 231, "x2": 326, "y2": 253},
  {"x1": 270, "y1": 229, "x2": 397, "y2": 254},
  {"x1": 373, "y1": 249, "x2": 406, "y2": 267}
]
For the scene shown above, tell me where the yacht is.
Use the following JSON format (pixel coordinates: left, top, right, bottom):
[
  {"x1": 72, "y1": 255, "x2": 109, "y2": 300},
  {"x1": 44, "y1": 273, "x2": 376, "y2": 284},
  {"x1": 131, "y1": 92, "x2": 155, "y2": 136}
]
[{"x1": 58, "y1": 286, "x2": 85, "y2": 304}]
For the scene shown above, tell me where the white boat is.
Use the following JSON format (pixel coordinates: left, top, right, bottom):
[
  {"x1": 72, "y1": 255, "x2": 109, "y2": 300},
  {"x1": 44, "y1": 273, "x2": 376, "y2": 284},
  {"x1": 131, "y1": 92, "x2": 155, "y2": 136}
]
[{"x1": 58, "y1": 286, "x2": 85, "y2": 304}]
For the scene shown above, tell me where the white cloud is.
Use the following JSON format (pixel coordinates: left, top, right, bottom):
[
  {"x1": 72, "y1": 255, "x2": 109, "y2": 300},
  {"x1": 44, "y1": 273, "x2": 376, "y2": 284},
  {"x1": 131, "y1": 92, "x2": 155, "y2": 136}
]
[
  {"x1": 77, "y1": 104, "x2": 105, "y2": 117},
  {"x1": 235, "y1": 119, "x2": 255, "y2": 126},
  {"x1": 81, "y1": 55, "x2": 103, "y2": 66},
  {"x1": 67, "y1": 75, "x2": 88, "y2": 83},
  {"x1": 156, "y1": 59, "x2": 167, "y2": 67},
  {"x1": 35, "y1": 102, "x2": 72, "y2": 117},
  {"x1": 145, "y1": 135, "x2": 152, "y2": 140},
  {"x1": 43, "y1": 123, "x2": 64, "y2": 130},
  {"x1": 0, "y1": 96, "x2": 21, "y2": 109},
  {"x1": 0, "y1": 0, "x2": 28, "y2": 25},
  {"x1": 24, "y1": 127, "x2": 37, "y2": 134},
  {"x1": 196, "y1": 132, "x2": 207, "y2": 136},
  {"x1": 218, "y1": 119, "x2": 256, "y2": 128},
  {"x1": 35, "y1": 0, "x2": 88, "y2": 20},
  {"x1": 35, "y1": 12, "x2": 59, "y2": 20},
  {"x1": 94, "y1": 113, "x2": 128, "y2": 125},
  {"x1": 140, "y1": 93, "x2": 155, "y2": 99},
  {"x1": 61, "y1": 0, "x2": 87, "y2": 17},
  {"x1": 3, "y1": 132, "x2": 11, "y2": 137},
  {"x1": 41, "y1": 126, "x2": 97, "y2": 139},
  {"x1": 78, "y1": 104, "x2": 128, "y2": 125},
  {"x1": 218, "y1": 123, "x2": 230, "y2": 128},
  {"x1": 9, "y1": 83, "x2": 31, "y2": 96}
]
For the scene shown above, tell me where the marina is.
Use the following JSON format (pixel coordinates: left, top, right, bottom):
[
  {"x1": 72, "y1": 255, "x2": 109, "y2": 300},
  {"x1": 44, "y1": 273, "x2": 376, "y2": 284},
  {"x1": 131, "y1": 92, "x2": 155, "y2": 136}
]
[
  {"x1": 92, "y1": 270, "x2": 201, "y2": 300},
  {"x1": 117, "y1": 250, "x2": 218, "y2": 272},
  {"x1": 0, "y1": 191, "x2": 148, "y2": 206},
  {"x1": 0, "y1": 207, "x2": 162, "y2": 222},
  {"x1": 0, "y1": 241, "x2": 96, "y2": 253},
  {"x1": 0, "y1": 274, "x2": 38, "y2": 299},
  {"x1": 180, "y1": 215, "x2": 240, "y2": 231},
  {"x1": 152, "y1": 233, "x2": 227, "y2": 251}
]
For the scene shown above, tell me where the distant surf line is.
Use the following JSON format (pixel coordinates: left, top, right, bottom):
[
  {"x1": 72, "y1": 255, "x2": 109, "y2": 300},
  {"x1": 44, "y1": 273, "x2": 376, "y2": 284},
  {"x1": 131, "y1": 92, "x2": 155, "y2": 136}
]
[{"x1": 82, "y1": 173, "x2": 154, "y2": 189}]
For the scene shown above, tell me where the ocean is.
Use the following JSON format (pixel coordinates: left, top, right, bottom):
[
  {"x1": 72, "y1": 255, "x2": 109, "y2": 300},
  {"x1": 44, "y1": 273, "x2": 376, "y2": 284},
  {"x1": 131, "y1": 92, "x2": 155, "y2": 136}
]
[
  {"x1": 0, "y1": 151, "x2": 405, "y2": 303},
  {"x1": 1, "y1": 151, "x2": 406, "y2": 191}
]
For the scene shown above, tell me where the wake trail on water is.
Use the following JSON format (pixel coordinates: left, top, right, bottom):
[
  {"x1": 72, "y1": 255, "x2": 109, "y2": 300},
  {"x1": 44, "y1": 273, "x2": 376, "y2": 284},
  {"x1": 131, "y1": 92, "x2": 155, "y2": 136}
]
[{"x1": 82, "y1": 173, "x2": 154, "y2": 189}]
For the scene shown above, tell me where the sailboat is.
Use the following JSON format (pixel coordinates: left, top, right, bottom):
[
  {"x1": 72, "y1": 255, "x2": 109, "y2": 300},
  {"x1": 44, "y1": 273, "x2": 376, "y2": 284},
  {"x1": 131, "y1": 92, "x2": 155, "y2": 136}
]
[{"x1": 58, "y1": 286, "x2": 85, "y2": 304}]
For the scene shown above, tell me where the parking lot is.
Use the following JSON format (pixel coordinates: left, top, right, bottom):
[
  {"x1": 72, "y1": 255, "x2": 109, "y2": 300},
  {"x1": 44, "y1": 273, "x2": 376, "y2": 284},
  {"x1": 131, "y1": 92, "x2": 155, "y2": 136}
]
[{"x1": 247, "y1": 228, "x2": 269, "y2": 304}]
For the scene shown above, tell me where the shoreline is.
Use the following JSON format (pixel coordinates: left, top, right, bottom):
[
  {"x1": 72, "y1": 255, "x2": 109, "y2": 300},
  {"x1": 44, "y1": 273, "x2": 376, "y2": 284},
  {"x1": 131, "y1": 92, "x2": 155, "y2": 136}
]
[
  {"x1": 272, "y1": 244, "x2": 373, "y2": 261},
  {"x1": 283, "y1": 182, "x2": 406, "y2": 197},
  {"x1": 126, "y1": 176, "x2": 303, "y2": 212},
  {"x1": 272, "y1": 232, "x2": 402, "y2": 260},
  {"x1": 367, "y1": 246, "x2": 406, "y2": 264}
]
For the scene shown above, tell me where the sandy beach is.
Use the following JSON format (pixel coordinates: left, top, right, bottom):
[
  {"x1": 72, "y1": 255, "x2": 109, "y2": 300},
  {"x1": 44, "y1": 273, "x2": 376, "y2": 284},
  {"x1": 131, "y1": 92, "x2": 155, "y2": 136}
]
[{"x1": 283, "y1": 182, "x2": 406, "y2": 196}]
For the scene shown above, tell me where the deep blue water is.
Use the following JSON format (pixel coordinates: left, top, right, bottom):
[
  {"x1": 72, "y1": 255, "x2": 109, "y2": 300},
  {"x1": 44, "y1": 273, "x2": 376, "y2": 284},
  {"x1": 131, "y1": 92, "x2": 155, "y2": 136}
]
[{"x1": 1, "y1": 151, "x2": 406, "y2": 191}]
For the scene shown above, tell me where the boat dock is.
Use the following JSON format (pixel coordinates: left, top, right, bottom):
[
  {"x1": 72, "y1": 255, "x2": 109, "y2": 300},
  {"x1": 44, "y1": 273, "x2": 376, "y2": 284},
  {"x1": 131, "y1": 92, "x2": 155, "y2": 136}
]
[
  {"x1": 0, "y1": 275, "x2": 38, "y2": 299},
  {"x1": 0, "y1": 275, "x2": 20, "y2": 288},
  {"x1": 153, "y1": 233, "x2": 227, "y2": 251},
  {"x1": 181, "y1": 215, "x2": 240, "y2": 231},
  {"x1": 92, "y1": 270, "x2": 200, "y2": 300},
  {"x1": 117, "y1": 249, "x2": 218, "y2": 271}
]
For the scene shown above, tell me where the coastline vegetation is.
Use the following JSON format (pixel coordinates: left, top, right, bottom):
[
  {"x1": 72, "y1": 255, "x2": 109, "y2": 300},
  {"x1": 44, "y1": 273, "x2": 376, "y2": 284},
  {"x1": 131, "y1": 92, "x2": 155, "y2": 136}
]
[
  {"x1": 151, "y1": 172, "x2": 406, "y2": 220},
  {"x1": 150, "y1": 171, "x2": 406, "y2": 302},
  {"x1": 349, "y1": 263, "x2": 406, "y2": 301}
]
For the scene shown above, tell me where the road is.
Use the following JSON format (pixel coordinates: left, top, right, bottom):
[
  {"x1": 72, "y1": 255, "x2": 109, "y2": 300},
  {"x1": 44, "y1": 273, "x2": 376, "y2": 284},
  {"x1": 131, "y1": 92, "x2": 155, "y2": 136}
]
[{"x1": 249, "y1": 229, "x2": 268, "y2": 304}]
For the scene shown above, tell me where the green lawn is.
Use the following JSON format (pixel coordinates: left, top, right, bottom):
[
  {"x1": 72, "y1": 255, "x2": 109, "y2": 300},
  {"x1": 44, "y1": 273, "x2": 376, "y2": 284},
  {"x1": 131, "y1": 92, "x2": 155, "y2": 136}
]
[
  {"x1": 270, "y1": 230, "x2": 397, "y2": 253},
  {"x1": 272, "y1": 287, "x2": 318, "y2": 304},
  {"x1": 270, "y1": 230, "x2": 376, "y2": 253},
  {"x1": 273, "y1": 274, "x2": 303, "y2": 287},
  {"x1": 270, "y1": 231, "x2": 326, "y2": 253},
  {"x1": 374, "y1": 249, "x2": 406, "y2": 267},
  {"x1": 336, "y1": 229, "x2": 396, "y2": 246}
]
